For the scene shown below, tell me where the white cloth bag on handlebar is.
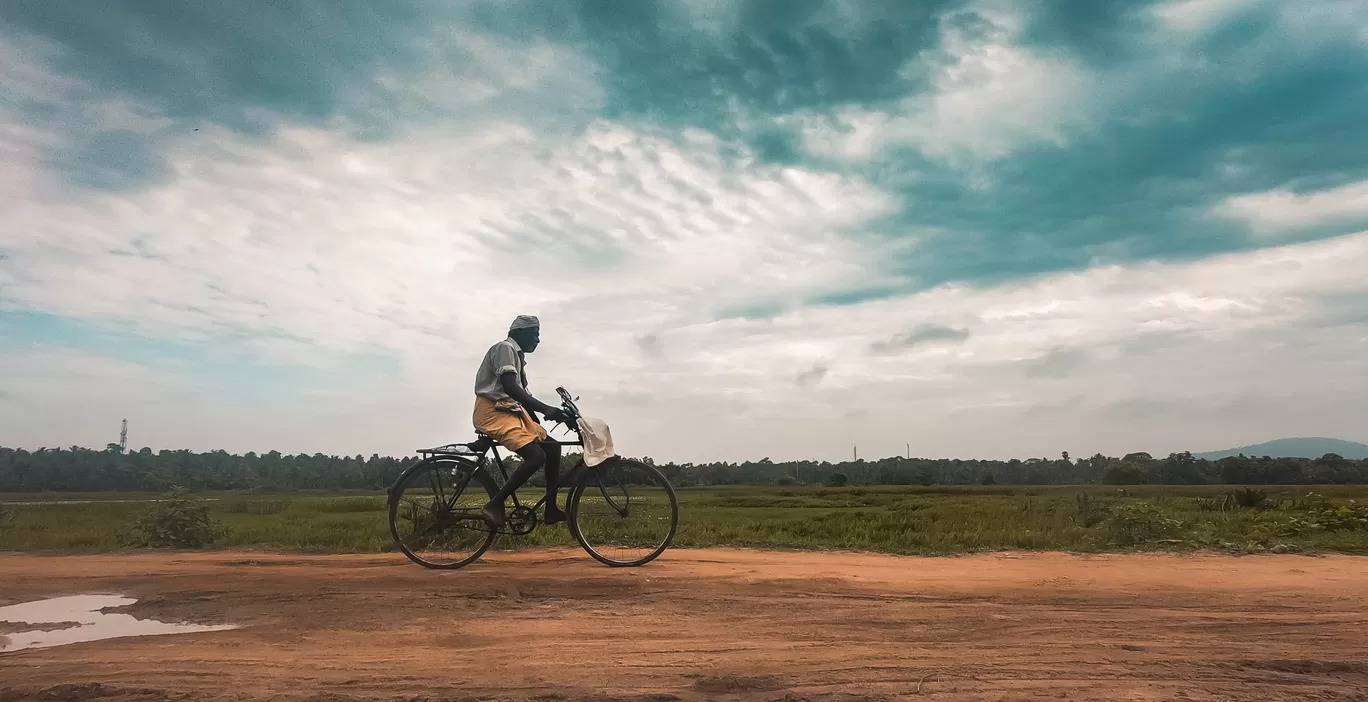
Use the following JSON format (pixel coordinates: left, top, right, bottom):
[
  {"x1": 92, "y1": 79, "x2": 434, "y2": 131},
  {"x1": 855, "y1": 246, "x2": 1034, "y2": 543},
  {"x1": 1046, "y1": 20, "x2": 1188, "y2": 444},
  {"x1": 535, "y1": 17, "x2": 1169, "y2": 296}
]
[{"x1": 577, "y1": 416, "x2": 616, "y2": 467}]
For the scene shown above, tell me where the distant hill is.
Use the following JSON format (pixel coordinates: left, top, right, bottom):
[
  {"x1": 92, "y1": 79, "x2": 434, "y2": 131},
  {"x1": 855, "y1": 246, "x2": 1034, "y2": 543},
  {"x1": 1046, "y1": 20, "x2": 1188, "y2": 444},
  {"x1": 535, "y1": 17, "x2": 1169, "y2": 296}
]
[{"x1": 1196, "y1": 437, "x2": 1368, "y2": 460}]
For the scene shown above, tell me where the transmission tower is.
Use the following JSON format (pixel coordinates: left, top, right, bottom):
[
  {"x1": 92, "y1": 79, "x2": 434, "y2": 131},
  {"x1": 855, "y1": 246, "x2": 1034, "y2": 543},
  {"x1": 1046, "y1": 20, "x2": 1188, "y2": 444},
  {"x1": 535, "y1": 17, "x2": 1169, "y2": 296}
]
[{"x1": 120, "y1": 419, "x2": 127, "y2": 453}]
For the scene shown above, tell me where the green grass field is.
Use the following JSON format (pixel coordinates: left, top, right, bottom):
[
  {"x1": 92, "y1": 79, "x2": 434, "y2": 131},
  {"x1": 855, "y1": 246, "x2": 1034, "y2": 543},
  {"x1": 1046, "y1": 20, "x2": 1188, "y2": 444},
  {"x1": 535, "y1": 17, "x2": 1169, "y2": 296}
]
[{"x1": 2, "y1": 484, "x2": 1367, "y2": 556}]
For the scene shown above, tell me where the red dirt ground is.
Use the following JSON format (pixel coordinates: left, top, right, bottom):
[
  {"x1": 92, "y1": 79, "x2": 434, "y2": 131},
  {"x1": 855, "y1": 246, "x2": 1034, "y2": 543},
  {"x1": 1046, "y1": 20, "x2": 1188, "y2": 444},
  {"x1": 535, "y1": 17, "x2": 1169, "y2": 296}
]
[{"x1": 2, "y1": 548, "x2": 1367, "y2": 701}]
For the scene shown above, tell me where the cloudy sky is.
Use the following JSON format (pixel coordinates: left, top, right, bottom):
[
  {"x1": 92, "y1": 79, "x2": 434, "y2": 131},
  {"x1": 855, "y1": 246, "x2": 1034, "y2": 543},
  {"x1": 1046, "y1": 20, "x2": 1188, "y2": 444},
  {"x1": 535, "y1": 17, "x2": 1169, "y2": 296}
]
[{"x1": 2, "y1": 0, "x2": 1367, "y2": 462}]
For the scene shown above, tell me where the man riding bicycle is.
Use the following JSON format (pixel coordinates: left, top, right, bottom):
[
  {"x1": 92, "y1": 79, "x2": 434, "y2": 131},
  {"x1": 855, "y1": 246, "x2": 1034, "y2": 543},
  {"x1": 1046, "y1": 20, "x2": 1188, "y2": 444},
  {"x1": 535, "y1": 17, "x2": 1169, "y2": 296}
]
[{"x1": 472, "y1": 315, "x2": 568, "y2": 527}]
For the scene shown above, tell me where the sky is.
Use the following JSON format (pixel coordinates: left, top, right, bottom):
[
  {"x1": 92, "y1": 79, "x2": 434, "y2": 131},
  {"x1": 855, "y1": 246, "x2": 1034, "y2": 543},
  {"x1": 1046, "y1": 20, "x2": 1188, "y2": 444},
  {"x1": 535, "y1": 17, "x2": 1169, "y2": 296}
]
[{"x1": 2, "y1": 0, "x2": 1367, "y2": 463}]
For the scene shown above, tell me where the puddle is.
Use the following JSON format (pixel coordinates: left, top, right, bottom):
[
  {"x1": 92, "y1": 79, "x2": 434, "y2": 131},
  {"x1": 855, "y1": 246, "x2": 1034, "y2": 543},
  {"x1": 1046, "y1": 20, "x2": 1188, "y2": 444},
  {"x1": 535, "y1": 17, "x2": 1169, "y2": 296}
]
[{"x1": 0, "y1": 594, "x2": 235, "y2": 653}]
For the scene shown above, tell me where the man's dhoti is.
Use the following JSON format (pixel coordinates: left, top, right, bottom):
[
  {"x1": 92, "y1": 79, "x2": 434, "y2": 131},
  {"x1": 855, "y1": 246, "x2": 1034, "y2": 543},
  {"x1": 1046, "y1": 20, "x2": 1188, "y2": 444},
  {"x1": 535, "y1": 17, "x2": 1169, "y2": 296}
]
[{"x1": 472, "y1": 396, "x2": 548, "y2": 451}]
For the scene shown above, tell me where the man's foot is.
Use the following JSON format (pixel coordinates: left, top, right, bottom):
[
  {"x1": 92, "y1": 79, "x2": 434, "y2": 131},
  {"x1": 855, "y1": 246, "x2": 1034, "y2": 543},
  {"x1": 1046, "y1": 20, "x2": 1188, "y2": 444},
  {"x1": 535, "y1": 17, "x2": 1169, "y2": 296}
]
[
  {"x1": 543, "y1": 506, "x2": 567, "y2": 525},
  {"x1": 482, "y1": 502, "x2": 506, "y2": 527}
]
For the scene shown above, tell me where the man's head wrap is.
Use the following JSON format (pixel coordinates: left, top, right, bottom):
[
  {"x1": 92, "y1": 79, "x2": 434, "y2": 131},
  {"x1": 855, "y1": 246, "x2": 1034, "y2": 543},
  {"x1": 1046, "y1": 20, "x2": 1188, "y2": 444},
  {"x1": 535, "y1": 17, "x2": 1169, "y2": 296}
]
[{"x1": 509, "y1": 315, "x2": 540, "y2": 332}]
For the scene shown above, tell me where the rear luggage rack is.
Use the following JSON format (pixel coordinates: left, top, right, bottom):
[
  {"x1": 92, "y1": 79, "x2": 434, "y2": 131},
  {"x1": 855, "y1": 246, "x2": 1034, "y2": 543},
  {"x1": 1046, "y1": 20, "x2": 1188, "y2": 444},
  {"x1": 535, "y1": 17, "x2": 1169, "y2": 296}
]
[{"x1": 416, "y1": 436, "x2": 493, "y2": 456}]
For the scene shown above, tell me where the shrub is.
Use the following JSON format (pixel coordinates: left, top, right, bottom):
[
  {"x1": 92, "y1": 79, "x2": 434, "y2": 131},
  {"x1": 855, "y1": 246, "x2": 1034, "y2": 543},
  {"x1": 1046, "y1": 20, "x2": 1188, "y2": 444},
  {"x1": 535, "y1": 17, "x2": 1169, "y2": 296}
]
[
  {"x1": 1314, "y1": 502, "x2": 1368, "y2": 531},
  {"x1": 777, "y1": 476, "x2": 797, "y2": 486},
  {"x1": 1105, "y1": 501, "x2": 1183, "y2": 546},
  {"x1": 121, "y1": 487, "x2": 226, "y2": 549},
  {"x1": 1277, "y1": 501, "x2": 1368, "y2": 536},
  {"x1": 826, "y1": 473, "x2": 849, "y2": 487},
  {"x1": 1230, "y1": 487, "x2": 1271, "y2": 509},
  {"x1": 1283, "y1": 491, "x2": 1330, "y2": 511},
  {"x1": 1196, "y1": 494, "x2": 1234, "y2": 512},
  {"x1": 979, "y1": 472, "x2": 997, "y2": 486},
  {"x1": 1073, "y1": 492, "x2": 1111, "y2": 527}
]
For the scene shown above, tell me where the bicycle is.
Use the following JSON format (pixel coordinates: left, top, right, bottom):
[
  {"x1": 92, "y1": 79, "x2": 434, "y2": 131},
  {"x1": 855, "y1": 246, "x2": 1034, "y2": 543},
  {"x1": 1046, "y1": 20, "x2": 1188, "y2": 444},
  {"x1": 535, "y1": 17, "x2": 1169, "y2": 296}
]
[{"x1": 387, "y1": 386, "x2": 680, "y2": 569}]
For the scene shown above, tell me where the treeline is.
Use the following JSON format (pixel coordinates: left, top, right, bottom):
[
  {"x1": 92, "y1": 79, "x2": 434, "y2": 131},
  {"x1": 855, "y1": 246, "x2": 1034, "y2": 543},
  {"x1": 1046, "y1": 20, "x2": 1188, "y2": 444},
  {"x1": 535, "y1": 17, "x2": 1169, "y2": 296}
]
[
  {"x1": 0, "y1": 446, "x2": 410, "y2": 492},
  {"x1": 2, "y1": 446, "x2": 1367, "y2": 493},
  {"x1": 648, "y1": 451, "x2": 1368, "y2": 487}
]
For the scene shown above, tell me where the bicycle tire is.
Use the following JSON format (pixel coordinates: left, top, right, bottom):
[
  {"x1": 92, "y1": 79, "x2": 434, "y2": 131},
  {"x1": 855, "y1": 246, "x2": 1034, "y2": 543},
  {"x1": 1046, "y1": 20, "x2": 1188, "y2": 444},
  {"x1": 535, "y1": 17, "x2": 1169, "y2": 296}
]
[
  {"x1": 568, "y1": 458, "x2": 679, "y2": 567},
  {"x1": 388, "y1": 456, "x2": 498, "y2": 569}
]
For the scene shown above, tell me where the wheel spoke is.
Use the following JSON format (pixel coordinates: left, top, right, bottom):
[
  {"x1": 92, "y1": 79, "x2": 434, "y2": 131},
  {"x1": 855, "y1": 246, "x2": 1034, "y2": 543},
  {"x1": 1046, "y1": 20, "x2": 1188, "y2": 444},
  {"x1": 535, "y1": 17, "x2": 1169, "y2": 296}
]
[
  {"x1": 389, "y1": 458, "x2": 495, "y2": 569},
  {"x1": 442, "y1": 468, "x2": 474, "y2": 511},
  {"x1": 596, "y1": 474, "x2": 630, "y2": 517},
  {"x1": 570, "y1": 459, "x2": 678, "y2": 567}
]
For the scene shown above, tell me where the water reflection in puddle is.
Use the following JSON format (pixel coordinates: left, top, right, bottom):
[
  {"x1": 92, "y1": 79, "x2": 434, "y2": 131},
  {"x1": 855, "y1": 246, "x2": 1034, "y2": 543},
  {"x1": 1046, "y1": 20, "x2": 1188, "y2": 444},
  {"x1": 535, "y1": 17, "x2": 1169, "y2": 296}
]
[{"x1": 0, "y1": 594, "x2": 235, "y2": 653}]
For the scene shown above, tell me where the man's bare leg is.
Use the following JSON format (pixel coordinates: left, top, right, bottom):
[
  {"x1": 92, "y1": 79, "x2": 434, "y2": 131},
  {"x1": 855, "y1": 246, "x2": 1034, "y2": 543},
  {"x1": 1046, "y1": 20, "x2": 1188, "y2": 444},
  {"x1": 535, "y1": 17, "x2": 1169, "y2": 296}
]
[
  {"x1": 541, "y1": 441, "x2": 565, "y2": 524},
  {"x1": 482, "y1": 442, "x2": 546, "y2": 527}
]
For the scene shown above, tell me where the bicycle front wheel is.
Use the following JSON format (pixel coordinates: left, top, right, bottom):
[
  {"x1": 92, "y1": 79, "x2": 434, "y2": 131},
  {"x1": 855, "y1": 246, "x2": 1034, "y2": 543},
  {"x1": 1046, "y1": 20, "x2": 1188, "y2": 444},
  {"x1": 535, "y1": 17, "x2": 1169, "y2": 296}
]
[
  {"x1": 388, "y1": 456, "x2": 497, "y2": 569},
  {"x1": 568, "y1": 458, "x2": 679, "y2": 567}
]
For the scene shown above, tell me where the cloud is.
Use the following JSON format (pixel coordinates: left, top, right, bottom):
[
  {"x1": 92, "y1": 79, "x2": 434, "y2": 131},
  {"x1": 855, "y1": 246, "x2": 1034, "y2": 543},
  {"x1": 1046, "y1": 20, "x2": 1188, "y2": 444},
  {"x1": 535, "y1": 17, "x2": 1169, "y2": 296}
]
[
  {"x1": 795, "y1": 6, "x2": 1098, "y2": 165},
  {"x1": 3, "y1": 0, "x2": 1368, "y2": 462},
  {"x1": 547, "y1": 0, "x2": 954, "y2": 128},
  {"x1": 0, "y1": 2, "x2": 432, "y2": 129},
  {"x1": 871, "y1": 324, "x2": 971, "y2": 354},
  {"x1": 1215, "y1": 179, "x2": 1368, "y2": 237},
  {"x1": 774, "y1": 0, "x2": 1368, "y2": 292},
  {"x1": 1022, "y1": 347, "x2": 1089, "y2": 378},
  {"x1": 1097, "y1": 397, "x2": 1179, "y2": 420},
  {"x1": 0, "y1": 73, "x2": 904, "y2": 456},
  {"x1": 795, "y1": 364, "x2": 829, "y2": 388},
  {"x1": 0, "y1": 2, "x2": 602, "y2": 190},
  {"x1": 2, "y1": 116, "x2": 899, "y2": 353},
  {"x1": 637, "y1": 333, "x2": 665, "y2": 359}
]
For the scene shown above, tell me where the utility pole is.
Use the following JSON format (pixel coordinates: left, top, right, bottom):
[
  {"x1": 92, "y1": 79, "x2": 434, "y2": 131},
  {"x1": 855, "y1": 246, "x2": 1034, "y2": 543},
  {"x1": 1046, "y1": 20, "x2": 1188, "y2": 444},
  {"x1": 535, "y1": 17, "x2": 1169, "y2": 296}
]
[
  {"x1": 119, "y1": 419, "x2": 127, "y2": 453},
  {"x1": 906, "y1": 443, "x2": 910, "y2": 460},
  {"x1": 853, "y1": 445, "x2": 858, "y2": 462}
]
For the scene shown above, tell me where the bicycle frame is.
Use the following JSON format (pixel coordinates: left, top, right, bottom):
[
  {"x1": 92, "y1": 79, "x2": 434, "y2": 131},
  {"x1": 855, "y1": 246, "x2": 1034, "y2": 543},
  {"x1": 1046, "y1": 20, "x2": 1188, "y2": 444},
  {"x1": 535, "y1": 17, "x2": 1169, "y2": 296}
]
[{"x1": 485, "y1": 436, "x2": 584, "y2": 514}]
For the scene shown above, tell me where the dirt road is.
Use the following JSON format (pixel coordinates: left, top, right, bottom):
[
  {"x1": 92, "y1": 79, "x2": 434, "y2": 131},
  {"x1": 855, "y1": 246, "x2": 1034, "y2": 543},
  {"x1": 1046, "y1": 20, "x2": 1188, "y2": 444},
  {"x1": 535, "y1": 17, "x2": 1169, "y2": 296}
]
[{"x1": 2, "y1": 548, "x2": 1366, "y2": 701}]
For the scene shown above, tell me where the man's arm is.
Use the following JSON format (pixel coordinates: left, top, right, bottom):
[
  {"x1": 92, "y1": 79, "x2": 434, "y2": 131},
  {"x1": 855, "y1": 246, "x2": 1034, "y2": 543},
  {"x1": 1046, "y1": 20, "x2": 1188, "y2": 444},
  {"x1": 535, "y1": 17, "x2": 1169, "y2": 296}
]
[{"x1": 500, "y1": 372, "x2": 562, "y2": 419}]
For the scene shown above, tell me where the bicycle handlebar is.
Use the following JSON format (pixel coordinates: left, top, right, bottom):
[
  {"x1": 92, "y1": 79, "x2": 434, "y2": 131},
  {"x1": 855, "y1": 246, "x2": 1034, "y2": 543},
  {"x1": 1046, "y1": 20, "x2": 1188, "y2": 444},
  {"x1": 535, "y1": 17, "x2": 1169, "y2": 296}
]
[{"x1": 553, "y1": 386, "x2": 582, "y2": 429}]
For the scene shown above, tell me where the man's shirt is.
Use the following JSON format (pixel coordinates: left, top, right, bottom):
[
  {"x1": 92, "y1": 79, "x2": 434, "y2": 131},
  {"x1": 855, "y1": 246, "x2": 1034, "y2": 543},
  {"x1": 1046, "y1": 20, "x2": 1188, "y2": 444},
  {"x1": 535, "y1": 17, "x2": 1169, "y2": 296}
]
[{"x1": 474, "y1": 338, "x2": 527, "y2": 402}]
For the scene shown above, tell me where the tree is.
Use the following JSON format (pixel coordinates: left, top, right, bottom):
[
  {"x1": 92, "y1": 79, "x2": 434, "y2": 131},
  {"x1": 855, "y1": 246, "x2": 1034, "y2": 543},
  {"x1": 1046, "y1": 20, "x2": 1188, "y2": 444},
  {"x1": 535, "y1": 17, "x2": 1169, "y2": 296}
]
[
  {"x1": 1218, "y1": 455, "x2": 1254, "y2": 484},
  {"x1": 1159, "y1": 451, "x2": 1204, "y2": 485},
  {"x1": 826, "y1": 472, "x2": 849, "y2": 487},
  {"x1": 1103, "y1": 464, "x2": 1149, "y2": 485},
  {"x1": 1078, "y1": 453, "x2": 1110, "y2": 484},
  {"x1": 1319, "y1": 453, "x2": 1347, "y2": 465}
]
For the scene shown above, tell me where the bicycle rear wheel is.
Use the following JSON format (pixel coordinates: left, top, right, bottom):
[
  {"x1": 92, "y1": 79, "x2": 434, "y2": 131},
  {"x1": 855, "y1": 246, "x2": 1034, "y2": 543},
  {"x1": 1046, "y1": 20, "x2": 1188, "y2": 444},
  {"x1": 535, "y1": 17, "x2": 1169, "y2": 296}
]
[
  {"x1": 388, "y1": 456, "x2": 497, "y2": 569},
  {"x1": 568, "y1": 458, "x2": 679, "y2": 567}
]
